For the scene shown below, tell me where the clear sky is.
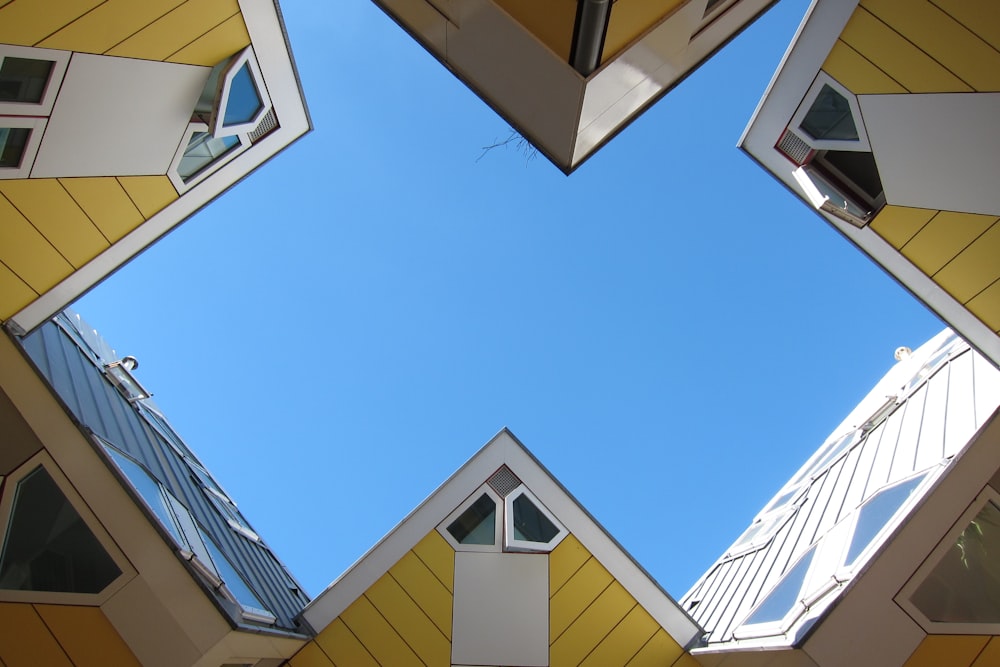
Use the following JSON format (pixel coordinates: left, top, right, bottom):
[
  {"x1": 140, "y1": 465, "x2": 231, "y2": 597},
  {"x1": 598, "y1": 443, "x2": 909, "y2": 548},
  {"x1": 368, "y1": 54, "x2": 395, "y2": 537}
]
[{"x1": 75, "y1": 0, "x2": 942, "y2": 601}]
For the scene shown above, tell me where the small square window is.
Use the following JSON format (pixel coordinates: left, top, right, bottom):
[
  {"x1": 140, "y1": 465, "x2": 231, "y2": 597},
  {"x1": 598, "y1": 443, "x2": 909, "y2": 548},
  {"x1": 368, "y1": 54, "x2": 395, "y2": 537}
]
[{"x1": 0, "y1": 57, "x2": 54, "y2": 104}]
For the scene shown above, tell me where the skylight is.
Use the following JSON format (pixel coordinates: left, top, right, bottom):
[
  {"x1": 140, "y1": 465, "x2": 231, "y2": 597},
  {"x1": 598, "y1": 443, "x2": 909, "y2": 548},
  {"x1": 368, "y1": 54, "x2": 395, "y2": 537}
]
[{"x1": 845, "y1": 473, "x2": 927, "y2": 566}]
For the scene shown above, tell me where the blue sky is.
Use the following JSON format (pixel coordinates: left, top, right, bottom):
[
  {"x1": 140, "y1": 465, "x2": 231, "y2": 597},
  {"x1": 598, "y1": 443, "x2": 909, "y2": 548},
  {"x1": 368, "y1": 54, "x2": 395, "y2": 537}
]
[{"x1": 76, "y1": 0, "x2": 941, "y2": 600}]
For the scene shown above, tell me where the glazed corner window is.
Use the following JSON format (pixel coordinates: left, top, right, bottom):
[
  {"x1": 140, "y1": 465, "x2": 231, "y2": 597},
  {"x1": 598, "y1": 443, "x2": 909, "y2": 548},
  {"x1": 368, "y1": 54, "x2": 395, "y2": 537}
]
[
  {"x1": 210, "y1": 49, "x2": 270, "y2": 138},
  {"x1": 844, "y1": 473, "x2": 927, "y2": 567},
  {"x1": 0, "y1": 467, "x2": 121, "y2": 594},
  {"x1": 447, "y1": 494, "x2": 497, "y2": 545},
  {"x1": 0, "y1": 57, "x2": 53, "y2": 103},
  {"x1": 438, "y1": 474, "x2": 568, "y2": 554},
  {"x1": 910, "y1": 500, "x2": 1000, "y2": 624},
  {"x1": 0, "y1": 127, "x2": 30, "y2": 168},
  {"x1": 177, "y1": 131, "x2": 242, "y2": 181},
  {"x1": 799, "y1": 85, "x2": 858, "y2": 142},
  {"x1": 505, "y1": 486, "x2": 567, "y2": 552},
  {"x1": 104, "y1": 357, "x2": 151, "y2": 402},
  {"x1": 742, "y1": 546, "x2": 816, "y2": 628}
]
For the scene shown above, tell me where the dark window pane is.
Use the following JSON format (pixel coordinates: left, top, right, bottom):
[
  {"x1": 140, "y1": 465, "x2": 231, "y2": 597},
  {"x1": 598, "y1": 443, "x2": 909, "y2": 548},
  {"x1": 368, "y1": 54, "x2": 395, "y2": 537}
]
[
  {"x1": 223, "y1": 63, "x2": 263, "y2": 126},
  {"x1": 846, "y1": 474, "x2": 926, "y2": 565},
  {"x1": 911, "y1": 501, "x2": 1000, "y2": 623},
  {"x1": 447, "y1": 494, "x2": 496, "y2": 545},
  {"x1": 0, "y1": 127, "x2": 30, "y2": 168},
  {"x1": 512, "y1": 493, "x2": 559, "y2": 543},
  {"x1": 0, "y1": 58, "x2": 53, "y2": 103},
  {"x1": 820, "y1": 150, "x2": 883, "y2": 200},
  {"x1": 800, "y1": 85, "x2": 858, "y2": 142},
  {"x1": 745, "y1": 547, "x2": 815, "y2": 625},
  {"x1": 104, "y1": 446, "x2": 185, "y2": 546},
  {"x1": 0, "y1": 467, "x2": 121, "y2": 594},
  {"x1": 199, "y1": 528, "x2": 270, "y2": 615}
]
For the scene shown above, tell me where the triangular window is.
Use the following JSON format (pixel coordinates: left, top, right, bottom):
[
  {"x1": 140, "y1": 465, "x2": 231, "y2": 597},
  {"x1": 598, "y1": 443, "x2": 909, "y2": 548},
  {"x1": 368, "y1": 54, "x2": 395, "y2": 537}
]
[
  {"x1": 506, "y1": 487, "x2": 565, "y2": 551},
  {"x1": 845, "y1": 473, "x2": 927, "y2": 567},
  {"x1": 0, "y1": 467, "x2": 120, "y2": 594},
  {"x1": 447, "y1": 493, "x2": 497, "y2": 545},
  {"x1": 211, "y1": 48, "x2": 270, "y2": 138}
]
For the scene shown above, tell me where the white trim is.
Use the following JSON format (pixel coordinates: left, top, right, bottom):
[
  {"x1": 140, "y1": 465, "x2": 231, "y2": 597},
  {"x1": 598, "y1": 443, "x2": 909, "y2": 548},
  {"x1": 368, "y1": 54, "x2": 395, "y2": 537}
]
[
  {"x1": 896, "y1": 487, "x2": 1000, "y2": 634},
  {"x1": 0, "y1": 116, "x2": 46, "y2": 179},
  {"x1": 789, "y1": 72, "x2": 870, "y2": 152},
  {"x1": 210, "y1": 47, "x2": 272, "y2": 138},
  {"x1": 504, "y1": 484, "x2": 568, "y2": 553},
  {"x1": 0, "y1": 44, "x2": 70, "y2": 116},
  {"x1": 437, "y1": 484, "x2": 502, "y2": 553},
  {"x1": 0, "y1": 450, "x2": 135, "y2": 606}
]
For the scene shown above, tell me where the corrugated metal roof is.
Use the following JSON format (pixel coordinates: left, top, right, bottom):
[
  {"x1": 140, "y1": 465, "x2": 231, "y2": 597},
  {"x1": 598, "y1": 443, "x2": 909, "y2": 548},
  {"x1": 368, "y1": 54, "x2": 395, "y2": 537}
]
[
  {"x1": 682, "y1": 330, "x2": 1000, "y2": 647},
  {"x1": 20, "y1": 311, "x2": 311, "y2": 631}
]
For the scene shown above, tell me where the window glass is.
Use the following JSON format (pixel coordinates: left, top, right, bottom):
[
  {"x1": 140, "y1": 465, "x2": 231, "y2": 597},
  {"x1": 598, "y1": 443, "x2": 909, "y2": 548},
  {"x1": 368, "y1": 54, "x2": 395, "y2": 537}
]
[
  {"x1": 447, "y1": 494, "x2": 496, "y2": 545},
  {"x1": 911, "y1": 501, "x2": 1000, "y2": 623},
  {"x1": 818, "y1": 150, "x2": 883, "y2": 200},
  {"x1": 845, "y1": 474, "x2": 927, "y2": 565},
  {"x1": 223, "y1": 63, "x2": 263, "y2": 127},
  {"x1": 0, "y1": 127, "x2": 30, "y2": 168},
  {"x1": 103, "y1": 446, "x2": 184, "y2": 546},
  {"x1": 512, "y1": 493, "x2": 559, "y2": 543},
  {"x1": 178, "y1": 132, "x2": 240, "y2": 181},
  {"x1": 198, "y1": 528, "x2": 271, "y2": 617},
  {"x1": 800, "y1": 85, "x2": 858, "y2": 142},
  {"x1": 744, "y1": 546, "x2": 816, "y2": 625},
  {"x1": 0, "y1": 467, "x2": 121, "y2": 594},
  {"x1": 0, "y1": 57, "x2": 53, "y2": 103}
]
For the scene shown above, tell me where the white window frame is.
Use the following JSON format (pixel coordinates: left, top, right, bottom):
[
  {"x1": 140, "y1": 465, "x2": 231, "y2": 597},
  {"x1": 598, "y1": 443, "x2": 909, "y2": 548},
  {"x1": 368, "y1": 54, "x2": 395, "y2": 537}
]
[
  {"x1": 438, "y1": 484, "x2": 503, "y2": 553},
  {"x1": 789, "y1": 72, "x2": 871, "y2": 152},
  {"x1": 0, "y1": 116, "x2": 47, "y2": 179},
  {"x1": 733, "y1": 544, "x2": 819, "y2": 639},
  {"x1": 896, "y1": 488, "x2": 1000, "y2": 635},
  {"x1": 210, "y1": 47, "x2": 271, "y2": 139},
  {"x1": 167, "y1": 121, "x2": 250, "y2": 193},
  {"x1": 504, "y1": 484, "x2": 568, "y2": 553},
  {"x1": 0, "y1": 451, "x2": 134, "y2": 606},
  {"x1": 103, "y1": 359, "x2": 152, "y2": 402},
  {"x1": 0, "y1": 45, "x2": 70, "y2": 116}
]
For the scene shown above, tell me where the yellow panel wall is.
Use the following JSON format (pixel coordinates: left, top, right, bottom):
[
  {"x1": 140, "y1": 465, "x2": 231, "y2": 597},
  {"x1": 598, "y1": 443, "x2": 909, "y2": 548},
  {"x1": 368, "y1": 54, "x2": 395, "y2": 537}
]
[
  {"x1": 549, "y1": 534, "x2": 689, "y2": 667},
  {"x1": 902, "y1": 635, "x2": 992, "y2": 667},
  {"x1": 493, "y1": 0, "x2": 577, "y2": 61},
  {"x1": 297, "y1": 531, "x2": 455, "y2": 667},
  {"x1": 0, "y1": 177, "x2": 178, "y2": 321},
  {"x1": 0, "y1": 0, "x2": 250, "y2": 66},
  {"x1": 604, "y1": 0, "x2": 685, "y2": 62},
  {"x1": 0, "y1": 602, "x2": 140, "y2": 667}
]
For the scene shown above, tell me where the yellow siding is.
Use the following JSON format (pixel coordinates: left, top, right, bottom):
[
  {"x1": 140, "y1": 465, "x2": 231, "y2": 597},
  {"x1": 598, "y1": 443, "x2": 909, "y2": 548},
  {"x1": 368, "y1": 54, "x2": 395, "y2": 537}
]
[
  {"x1": 968, "y1": 279, "x2": 1000, "y2": 332},
  {"x1": 669, "y1": 652, "x2": 703, "y2": 667},
  {"x1": 0, "y1": 603, "x2": 73, "y2": 667},
  {"x1": 167, "y1": 13, "x2": 251, "y2": 67},
  {"x1": 902, "y1": 634, "x2": 990, "y2": 667},
  {"x1": 0, "y1": 180, "x2": 109, "y2": 267},
  {"x1": 934, "y1": 221, "x2": 1000, "y2": 303},
  {"x1": 389, "y1": 550, "x2": 452, "y2": 639},
  {"x1": 493, "y1": 0, "x2": 577, "y2": 61},
  {"x1": 366, "y1": 573, "x2": 451, "y2": 665},
  {"x1": 604, "y1": 0, "x2": 685, "y2": 62},
  {"x1": 37, "y1": 0, "x2": 188, "y2": 54},
  {"x1": 106, "y1": 0, "x2": 243, "y2": 64},
  {"x1": 840, "y1": 7, "x2": 971, "y2": 93},
  {"x1": 550, "y1": 554, "x2": 615, "y2": 641},
  {"x1": 287, "y1": 640, "x2": 335, "y2": 667},
  {"x1": 870, "y1": 206, "x2": 937, "y2": 249},
  {"x1": 411, "y1": 530, "x2": 455, "y2": 594},
  {"x1": 973, "y1": 637, "x2": 1000, "y2": 666},
  {"x1": 117, "y1": 177, "x2": 179, "y2": 220},
  {"x1": 59, "y1": 178, "x2": 146, "y2": 244},
  {"x1": 340, "y1": 596, "x2": 423, "y2": 667},
  {"x1": 0, "y1": 194, "x2": 73, "y2": 294},
  {"x1": 821, "y1": 41, "x2": 907, "y2": 95},
  {"x1": 551, "y1": 581, "x2": 637, "y2": 666},
  {"x1": 313, "y1": 618, "x2": 379, "y2": 667},
  {"x1": 33, "y1": 605, "x2": 141, "y2": 667},
  {"x1": 860, "y1": 0, "x2": 1000, "y2": 91},
  {"x1": 899, "y1": 211, "x2": 997, "y2": 276},
  {"x1": 627, "y1": 629, "x2": 686, "y2": 667},
  {"x1": 551, "y1": 533, "x2": 592, "y2": 594},
  {"x1": 303, "y1": 531, "x2": 456, "y2": 667},
  {"x1": 0, "y1": 0, "x2": 103, "y2": 46},
  {"x1": 579, "y1": 604, "x2": 660, "y2": 667},
  {"x1": 0, "y1": 263, "x2": 37, "y2": 319},
  {"x1": 932, "y1": 0, "x2": 1000, "y2": 51}
]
